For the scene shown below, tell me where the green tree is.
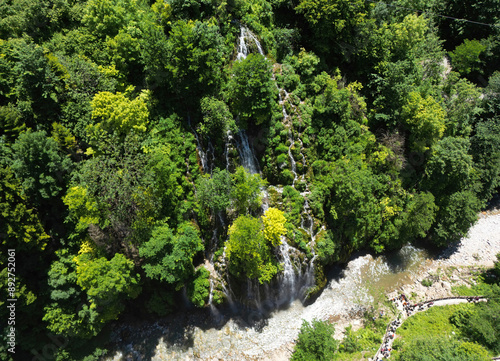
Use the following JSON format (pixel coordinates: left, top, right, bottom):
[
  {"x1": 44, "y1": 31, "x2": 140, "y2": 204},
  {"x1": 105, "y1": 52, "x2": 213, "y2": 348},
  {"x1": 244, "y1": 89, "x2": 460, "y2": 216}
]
[
  {"x1": 398, "y1": 192, "x2": 438, "y2": 241},
  {"x1": 82, "y1": 0, "x2": 140, "y2": 39},
  {"x1": 313, "y1": 158, "x2": 385, "y2": 255},
  {"x1": 226, "y1": 53, "x2": 275, "y2": 126},
  {"x1": 449, "y1": 39, "x2": 486, "y2": 76},
  {"x1": 199, "y1": 96, "x2": 235, "y2": 138},
  {"x1": 88, "y1": 88, "x2": 150, "y2": 142},
  {"x1": 443, "y1": 76, "x2": 484, "y2": 137},
  {"x1": 471, "y1": 117, "x2": 500, "y2": 202},
  {"x1": 294, "y1": 0, "x2": 370, "y2": 60},
  {"x1": 471, "y1": 72, "x2": 500, "y2": 201},
  {"x1": 43, "y1": 249, "x2": 88, "y2": 338},
  {"x1": 315, "y1": 230, "x2": 339, "y2": 265},
  {"x1": 196, "y1": 168, "x2": 233, "y2": 213},
  {"x1": 139, "y1": 222, "x2": 203, "y2": 289},
  {"x1": 437, "y1": 0, "x2": 499, "y2": 49},
  {"x1": 231, "y1": 166, "x2": 265, "y2": 215},
  {"x1": 401, "y1": 91, "x2": 446, "y2": 152},
  {"x1": 494, "y1": 253, "x2": 500, "y2": 278},
  {"x1": 0, "y1": 166, "x2": 49, "y2": 251},
  {"x1": 187, "y1": 266, "x2": 210, "y2": 307},
  {"x1": 291, "y1": 319, "x2": 338, "y2": 361},
  {"x1": 74, "y1": 252, "x2": 141, "y2": 324},
  {"x1": 11, "y1": 130, "x2": 73, "y2": 208},
  {"x1": 165, "y1": 20, "x2": 226, "y2": 103},
  {"x1": 423, "y1": 137, "x2": 478, "y2": 196},
  {"x1": 44, "y1": 247, "x2": 140, "y2": 339},
  {"x1": 12, "y1": 41, "x2": 62, "y2": 128},
  {"x1": 226, "y1": 215, "x2": 278, "y2": 283},
  {"x1": 431, "y1": 190, "x2": 482, "y2": 246},
  {"x1": 64, "y1": 133, "x2": 161, "y2": 251}
]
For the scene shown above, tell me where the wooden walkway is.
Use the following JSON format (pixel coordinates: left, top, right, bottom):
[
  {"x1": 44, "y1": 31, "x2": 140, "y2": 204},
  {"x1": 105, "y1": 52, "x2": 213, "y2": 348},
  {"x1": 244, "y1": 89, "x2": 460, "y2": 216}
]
[{"x1": 371, "y1": 295, "x2": 488, "y2": 360}]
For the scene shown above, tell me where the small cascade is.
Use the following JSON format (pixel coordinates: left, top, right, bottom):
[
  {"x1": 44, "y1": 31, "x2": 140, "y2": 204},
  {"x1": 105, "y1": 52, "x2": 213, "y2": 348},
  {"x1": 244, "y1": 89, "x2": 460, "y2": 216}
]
[
  {"x1": 261, "y1": 188, "x2": 270, "y2": 213},
  {"x1": 236, "y1": 130, "x2": 260, "y2": 174},
  {"x1": 237, "y1": 26, "x2": 264, "y2": 61},
  {"x1": 236, "y1": 27, "x2": 248, "y2": 60},
  {"x1": 305, "y1": 254, "x2": 318, "y2": 288},
  {"x1": 287, "y1": 130, "x2": 298, "y2": 187},
  {"x1": 218, "y1": 247, "x2": 237, "y2": 311},
  {"x1": 209, "y1": 227, "x2": 218, "y2": 262},
  {"x1": 246, "y1": 279, "x2": 264, "y2": 312},
  {"x1": 278, "y1": 91, "x2": 288, "y2": 119},
  {"x1": 224, "y1": 130, "x2": 233, "y2": 171},
  {"x1": 208, "y1": 279, "x2": 214, "y2": 306},
  {"x1": 207, "y1": 141, "x2": 216, "y2": 174},
  {"x1": 278, "y1": 238, "x2": 296, "y2": 300},
  {"x1": 208, "y1": 278, "x2": 222, "y2": 320}
]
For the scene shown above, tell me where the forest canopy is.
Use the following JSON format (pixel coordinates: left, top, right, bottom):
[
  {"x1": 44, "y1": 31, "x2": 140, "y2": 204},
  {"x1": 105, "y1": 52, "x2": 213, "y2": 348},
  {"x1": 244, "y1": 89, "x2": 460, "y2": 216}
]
[{"x1": 1, "y1": 0, "x2": 499, "y2": 359}]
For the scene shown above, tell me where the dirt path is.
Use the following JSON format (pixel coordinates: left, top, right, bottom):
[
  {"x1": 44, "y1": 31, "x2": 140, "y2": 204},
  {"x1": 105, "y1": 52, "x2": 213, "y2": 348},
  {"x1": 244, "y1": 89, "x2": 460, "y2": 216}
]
[{"x1": 372, "y1": 296, "x2": 488, "y2": 360}]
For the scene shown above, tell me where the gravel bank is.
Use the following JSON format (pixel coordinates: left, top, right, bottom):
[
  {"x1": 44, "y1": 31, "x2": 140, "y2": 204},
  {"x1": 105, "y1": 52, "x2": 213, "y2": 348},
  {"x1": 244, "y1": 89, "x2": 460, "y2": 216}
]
[{"x1": 437, "y1": 212, "x2": 500, "y2": 268}]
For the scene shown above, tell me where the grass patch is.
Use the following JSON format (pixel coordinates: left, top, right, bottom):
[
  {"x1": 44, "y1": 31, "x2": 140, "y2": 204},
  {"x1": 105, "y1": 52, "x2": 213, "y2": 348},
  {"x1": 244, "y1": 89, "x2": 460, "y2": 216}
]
[
  {"x1": 397, "y1": 303, "x2": 470, "y2": 340},
  {"x1": 421, "y1": 278, "x2": 433, "y2": 287}
]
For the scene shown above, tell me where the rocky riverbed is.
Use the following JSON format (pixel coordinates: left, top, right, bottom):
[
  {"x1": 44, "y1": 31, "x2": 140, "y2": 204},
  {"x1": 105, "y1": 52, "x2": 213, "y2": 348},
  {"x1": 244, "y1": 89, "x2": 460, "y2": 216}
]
[{"x1": 104, "y1": 208, "x2": 500, "y2": 361}]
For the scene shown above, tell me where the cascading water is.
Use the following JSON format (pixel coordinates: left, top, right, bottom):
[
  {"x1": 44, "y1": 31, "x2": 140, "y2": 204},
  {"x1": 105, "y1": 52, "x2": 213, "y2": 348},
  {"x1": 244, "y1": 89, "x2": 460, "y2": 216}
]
[
  {"x1": 236, "y1": 27, "x2": 248, "y2": 60},
  {"x1": 224, "y1": 130, "x2": 233, "y2": 171},
  {"x1": 105, "y1": 242, "x2": 437, "y2": 360},
  {"x1": 207, "y1": 141, "x2": 216, "y2": 174},
  {"x1": 287, "y1": 131, "x2": 299, "y2": 187},
  {"x1": 278, "y1": 238, "x2": 297, "y2": 301},
  {"x1": 236, "y1": 130, "x2": 260, "y2": 175},
  {"x1": 236, "y1": 26, "x2": 264, "y2": 60}
]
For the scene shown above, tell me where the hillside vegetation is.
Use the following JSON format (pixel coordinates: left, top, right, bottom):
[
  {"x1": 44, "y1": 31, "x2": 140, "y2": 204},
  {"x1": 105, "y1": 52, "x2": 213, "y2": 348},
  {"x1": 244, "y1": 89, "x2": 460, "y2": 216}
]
[{"x1": 1, "y1": 0, "x2": 499, "y2": 360}]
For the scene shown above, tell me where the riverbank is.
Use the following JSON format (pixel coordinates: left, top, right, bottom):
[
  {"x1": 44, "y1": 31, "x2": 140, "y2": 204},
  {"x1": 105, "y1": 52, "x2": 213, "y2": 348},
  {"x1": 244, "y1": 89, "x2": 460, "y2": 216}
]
[
  {"x1": 104, "y1": 211, "x2": 500, "y2": 361},
  {"x1": 262, "y1": 211, "x2": 500, "y2": 361}
]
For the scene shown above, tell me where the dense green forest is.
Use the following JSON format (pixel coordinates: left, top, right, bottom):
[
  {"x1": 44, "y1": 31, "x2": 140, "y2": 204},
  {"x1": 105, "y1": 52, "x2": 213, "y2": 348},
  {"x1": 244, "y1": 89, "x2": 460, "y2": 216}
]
[{"x1": 1, "y1": 0, "x2": 499, "y2": 359}]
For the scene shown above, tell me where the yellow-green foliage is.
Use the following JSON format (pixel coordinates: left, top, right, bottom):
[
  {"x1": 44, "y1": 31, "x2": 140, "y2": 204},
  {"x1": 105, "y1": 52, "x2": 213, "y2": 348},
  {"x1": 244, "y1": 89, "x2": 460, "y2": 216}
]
[
  {"x1": 74, "y1": 252, "x2": 140, "y2": 321},
  {"x1": 90, "y1": 88, "x2": 149, "y2": 134},
  {"x1": 51, "y1": 122, "x2": 77, "y2": 151},
  {"x1": 387, "y1": 14, "x2": 428, "y2": 55},
  {"x1": 402, "y1": 91, "x2": 446, "y2": 152},
  {"x1": 262, "y1": 207, "x2": 287, "y2": 247},
  {"x1": 63, "y1": 186, "x2": 101, "y2": 232},
  {"x1": 226, "y1": 215, "x2": 278, "y2": 283}
]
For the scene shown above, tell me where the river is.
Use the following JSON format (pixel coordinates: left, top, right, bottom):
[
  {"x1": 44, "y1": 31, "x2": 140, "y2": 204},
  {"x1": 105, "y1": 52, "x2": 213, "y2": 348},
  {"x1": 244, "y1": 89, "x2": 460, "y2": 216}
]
[
  {"x1": 104, "y1": 244, "x2": 431, "y2": 360},
  {"x1": 103, "y1": 207, "x2": 500, "y2": 361}
]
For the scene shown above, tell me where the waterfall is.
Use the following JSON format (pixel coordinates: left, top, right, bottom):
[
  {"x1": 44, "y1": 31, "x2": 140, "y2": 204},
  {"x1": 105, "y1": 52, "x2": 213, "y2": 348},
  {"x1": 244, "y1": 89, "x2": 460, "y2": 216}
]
[
  {"x1": 234, "y1": 130, "x2": 270, "y2": 211},
  {"x1": 237, "y1": 27, "x2": 248, "y2": 60},
  {"x1": 188, "y1": 116, "x2": 209, "y2": 173},
  {"x1": 224, "y1": 130, "x2": 233, "y2": 171},
  {"x1": 301, "y1": 199, "x2": 316, "y2": 242},
  {"x1": 207, "y1": 141, "x2": 215, "y2": 174},
  {"x1": 236, "y1": 130, "x2": 260, "y2": 174},
  {"x1": 237, "y1": 26, "x2": 265, "y2": 60},
  {"x1": 287, "y1": 131, "x2": 298, "y2": 187},
  {"x1": 278, "y1": 238, "x2": 296, "y2": 300},
  {"x1": 261, "y1": 188, "x2": 270, "y2": 213},
  {"x1": 247, "y1": 279, "x2": 264, "y2": 312},
  {"x1": 279, "y1": 91, "x2": 288, "y2": 118}
]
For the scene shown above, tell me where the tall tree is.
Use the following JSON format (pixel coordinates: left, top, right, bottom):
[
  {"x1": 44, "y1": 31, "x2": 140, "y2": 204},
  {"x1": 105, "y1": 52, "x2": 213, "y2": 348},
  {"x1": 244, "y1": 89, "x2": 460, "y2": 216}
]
[
  {"x1": 139, "y1": 222, "x2": 203, "y2": 289},
  {"x1": 226, "y1": 53, "x2": 275, "y2": 127}
]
